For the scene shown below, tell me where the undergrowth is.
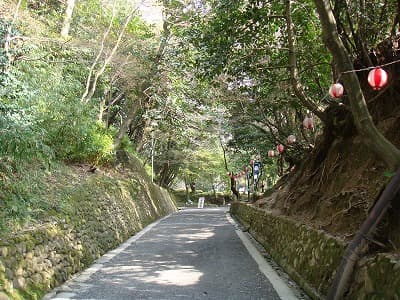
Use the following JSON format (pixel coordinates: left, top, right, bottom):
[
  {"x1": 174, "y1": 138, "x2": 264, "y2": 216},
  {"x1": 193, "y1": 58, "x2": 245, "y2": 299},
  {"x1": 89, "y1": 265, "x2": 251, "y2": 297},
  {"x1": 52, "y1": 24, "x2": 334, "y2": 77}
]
[{"x1": 0, "y1": 162, "x2": 72, "y2": 232}]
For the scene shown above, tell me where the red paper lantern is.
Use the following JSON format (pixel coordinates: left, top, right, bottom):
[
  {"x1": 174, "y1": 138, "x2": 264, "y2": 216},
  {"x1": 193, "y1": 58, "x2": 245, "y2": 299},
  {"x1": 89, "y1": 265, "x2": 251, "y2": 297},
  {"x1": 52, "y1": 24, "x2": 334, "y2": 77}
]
[
  {"x1": 368, "y1": 67, "x2": 388, "y2": 90},
  {"x1": 329, "y1": 83, "x2": 344, "y2": 98},
  {"x1": 268, "y1": 150, "x2": 275, "y2": 157},
  {"x1": 276, "y1": 144, "x2": 285, "y2": 154},
  {"x1": 287, "y1": 134, "x2": 296, "y2": 144},
  {"x1": 303, "y1": 117, "x2": 314, "y2": 130}
]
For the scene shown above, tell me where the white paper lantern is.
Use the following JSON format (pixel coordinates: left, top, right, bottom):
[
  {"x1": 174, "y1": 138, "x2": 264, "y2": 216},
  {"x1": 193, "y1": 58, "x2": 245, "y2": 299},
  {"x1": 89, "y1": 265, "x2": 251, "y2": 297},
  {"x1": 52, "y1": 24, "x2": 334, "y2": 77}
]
[
  {"x1": 287, "y1": 134, "x2": 296, "y2": 144},
  {"x1": 368, "y1": 67, "x2": 388, "y2": 90},
  {"x1": 303, "y1": 117, "x2": 314, "y2": 130},
  {"x1": 329, "y1": 83, "x2": 344, "y2": 98}
]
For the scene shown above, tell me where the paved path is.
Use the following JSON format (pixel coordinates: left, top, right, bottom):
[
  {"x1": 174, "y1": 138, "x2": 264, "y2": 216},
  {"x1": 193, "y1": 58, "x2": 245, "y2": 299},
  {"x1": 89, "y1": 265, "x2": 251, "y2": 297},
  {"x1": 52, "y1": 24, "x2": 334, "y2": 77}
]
[{"x1": 44, "y1": 207, "x2": 299, "y2": 300}]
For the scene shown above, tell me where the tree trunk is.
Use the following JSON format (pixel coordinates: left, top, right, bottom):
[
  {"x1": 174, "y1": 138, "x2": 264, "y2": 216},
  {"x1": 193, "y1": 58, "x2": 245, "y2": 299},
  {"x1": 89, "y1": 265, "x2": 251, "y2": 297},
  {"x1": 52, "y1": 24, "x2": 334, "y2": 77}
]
[
  {"x1": 230, "y1": 175, "x2": 239, "y2": 201},
  {"x1": 313, "y1": 0, "x2": 400, "y2": 170},
  {"x1": 113, "y1": 99, "x2": 141, "y2": 149},
  {"x1": 99, "y1": 91, "x2": 124, "y2": 122},
  {"x1": 219, "y1": 135, "x2": 229, "y2": 171},
  {"x1": 157, "y1": 139, "x2": 172, "y2": 187},
  {"x1": 285, "y1": 0, "x2": 326, "y2": 122},
  {"x1": 81, "y1": 1, "x2": 116, "y2": 103},
  {"x1": 60, "y1": 0, "x2": 75, "y2": 37},
  {"x1": 113, "y1": 9, "x2": 171, "y2": 150},
  {"x1": 82, "y1": 6, "x2": 139, "y2": 104},
  {"x1": 210, "y1": 175, "x2": 218, "y2": 204},
  {"x1": 326, "y1": 167, "x2": 400, "y2": 300}
]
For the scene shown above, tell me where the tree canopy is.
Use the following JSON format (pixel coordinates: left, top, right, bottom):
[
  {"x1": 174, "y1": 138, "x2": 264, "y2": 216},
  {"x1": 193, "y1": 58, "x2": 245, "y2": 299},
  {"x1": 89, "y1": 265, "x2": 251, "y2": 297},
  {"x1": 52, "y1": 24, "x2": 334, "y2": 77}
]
[{"x1": 1, "y1": 0, "x2": 399, "y2": 196}]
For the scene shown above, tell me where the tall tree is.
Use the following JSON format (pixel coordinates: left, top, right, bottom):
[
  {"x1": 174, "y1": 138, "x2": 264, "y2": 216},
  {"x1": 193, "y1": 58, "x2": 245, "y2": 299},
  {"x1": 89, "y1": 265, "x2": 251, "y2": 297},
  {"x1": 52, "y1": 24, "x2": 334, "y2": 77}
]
[
  {"x1": 113, "y1": 0, "x2": 171, "y2": 150},
  {"x1": 81, "y1": 3, "x2": 139, "y2": 104},
  {"x1": 313, "y1": 0, "x2": 400, "y2": 170}
]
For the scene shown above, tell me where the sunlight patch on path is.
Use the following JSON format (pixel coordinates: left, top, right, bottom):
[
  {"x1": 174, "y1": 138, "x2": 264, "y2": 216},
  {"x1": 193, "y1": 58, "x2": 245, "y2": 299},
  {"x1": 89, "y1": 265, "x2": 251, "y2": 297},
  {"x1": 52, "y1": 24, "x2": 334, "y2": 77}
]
[{"x1": 142, "y1": 268, "x2": 203, "y2": 286}]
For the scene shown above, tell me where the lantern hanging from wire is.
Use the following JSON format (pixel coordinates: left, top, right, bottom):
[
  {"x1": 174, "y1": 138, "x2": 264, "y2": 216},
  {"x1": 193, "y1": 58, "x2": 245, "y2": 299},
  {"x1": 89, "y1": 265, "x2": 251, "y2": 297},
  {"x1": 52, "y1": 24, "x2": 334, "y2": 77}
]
[
  {"x1": 287, "y1": 134, "x2": 296, "y2": 144},
  {"x1": 303, "y1": 117, "x2": 314, "y2": 130},
  {"x1": 276, "y1": 144, "x2": 285, "y2": 154},
  {"x1": 268, "y1": 150, "x2": 275, "y2": 157},
  {"x1": 368, "y1": 67, "x2": 388, "y2": 90},
  {"x1": 329, "y1": 83, "x2": 344, "y2": 98}
]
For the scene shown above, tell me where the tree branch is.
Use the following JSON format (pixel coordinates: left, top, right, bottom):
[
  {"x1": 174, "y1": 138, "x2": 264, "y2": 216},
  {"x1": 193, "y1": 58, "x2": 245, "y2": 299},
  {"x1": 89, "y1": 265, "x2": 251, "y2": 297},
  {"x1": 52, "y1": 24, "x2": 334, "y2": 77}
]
[{"x1": 285, "y1": 0, "x2": 326, "y2": 122}]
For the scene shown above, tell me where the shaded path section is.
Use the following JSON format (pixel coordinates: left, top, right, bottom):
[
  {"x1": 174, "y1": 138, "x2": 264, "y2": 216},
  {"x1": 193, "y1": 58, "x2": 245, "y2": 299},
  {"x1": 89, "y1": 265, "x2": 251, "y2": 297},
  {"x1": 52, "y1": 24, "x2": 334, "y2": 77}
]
[{"x1": 45, "y1": 207, "x2": 290, "y2": 300}]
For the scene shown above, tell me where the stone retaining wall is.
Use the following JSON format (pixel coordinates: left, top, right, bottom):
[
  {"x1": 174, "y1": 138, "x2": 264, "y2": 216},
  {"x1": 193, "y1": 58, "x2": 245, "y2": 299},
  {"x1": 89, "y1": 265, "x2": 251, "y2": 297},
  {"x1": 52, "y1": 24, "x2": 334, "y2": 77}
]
[
  {"x1": 0, "y1": 165, "x2": 177, "y2": 300},
  {"x1": 230, "y1": 202, "x2": 400, "y2": 299}
]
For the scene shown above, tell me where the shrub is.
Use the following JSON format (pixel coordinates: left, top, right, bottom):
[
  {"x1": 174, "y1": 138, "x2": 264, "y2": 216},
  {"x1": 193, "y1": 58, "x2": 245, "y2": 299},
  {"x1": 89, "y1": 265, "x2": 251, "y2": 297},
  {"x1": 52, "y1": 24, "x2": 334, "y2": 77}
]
[
  {"x1": 43, "y1": 104, "x2": 114, "y2": 164},
  {"x1": 0, "y1": 96, "x2": 54, "y2": 168}
]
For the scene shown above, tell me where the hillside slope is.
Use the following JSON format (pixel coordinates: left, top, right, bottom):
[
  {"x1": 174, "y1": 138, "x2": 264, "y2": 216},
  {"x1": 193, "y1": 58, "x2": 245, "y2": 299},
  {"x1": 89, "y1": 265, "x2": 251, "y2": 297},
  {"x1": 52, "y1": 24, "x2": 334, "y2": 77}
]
[
  {"x1": 0, "y1": 151, "x2": 177, "y2": 300},
  {"x1": 258, "y1": 42, "x2": 400, "y2": 252}
]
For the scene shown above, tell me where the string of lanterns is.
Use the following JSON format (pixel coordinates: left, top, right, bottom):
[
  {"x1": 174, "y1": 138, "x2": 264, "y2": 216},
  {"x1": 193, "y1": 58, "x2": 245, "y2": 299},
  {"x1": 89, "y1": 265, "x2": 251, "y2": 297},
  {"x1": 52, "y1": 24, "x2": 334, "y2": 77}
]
[
  {"x1": 227, "y1": 167, "x2": 248, "y2": 180},
  {"x1": 267, "y1": 65, "x2": 391, "y2": 159},
  {"x1": 230, "y1": 62, "x2": 396, "y2": 178},
  {"x1": 329, "y1": 66, "x2": 389, "y2": 99}
]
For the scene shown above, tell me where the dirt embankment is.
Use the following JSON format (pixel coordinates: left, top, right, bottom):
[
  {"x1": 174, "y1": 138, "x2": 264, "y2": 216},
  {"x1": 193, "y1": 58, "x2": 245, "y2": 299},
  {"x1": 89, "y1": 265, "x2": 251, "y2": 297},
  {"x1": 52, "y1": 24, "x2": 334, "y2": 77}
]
[{"x1": 257, "y1": 41, "x2": 400, "y2": 252}]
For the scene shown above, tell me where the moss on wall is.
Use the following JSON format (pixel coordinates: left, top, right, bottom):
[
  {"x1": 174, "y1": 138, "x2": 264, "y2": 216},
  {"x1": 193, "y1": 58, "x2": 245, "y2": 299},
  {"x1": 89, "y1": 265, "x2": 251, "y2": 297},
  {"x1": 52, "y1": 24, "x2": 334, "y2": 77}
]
[
  {"x1": 0, "y1": 155, "x2": 177, "y2": 300},
  {"x1": 231, "y1": 202, "x2": 400, "y2": 299}
]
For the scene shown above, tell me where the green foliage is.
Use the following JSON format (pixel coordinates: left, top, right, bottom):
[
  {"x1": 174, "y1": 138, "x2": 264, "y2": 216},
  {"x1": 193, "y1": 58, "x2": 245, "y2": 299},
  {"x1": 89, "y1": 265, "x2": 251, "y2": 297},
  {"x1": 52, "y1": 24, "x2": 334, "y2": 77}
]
[
  {"x1": 0, "y1": 66, "x2": 54, "y2": 167},
  {"x1": 164, "y1": 0, "x2": 334, "y2": 180},
  {"x1": 26, "y1": 0, "x2": 64, "y2": 14},
  {"x1": 0, "y1": 50, "x2": 112, "y2": 166},
  {"x1": 0, "y1": 18, "x2": 24, "y2": 73},
  {"x1": 43, "y1": 105, "x2": 114, "y2": 164},
  {"x1": 384, "y1": 171, "x2": 395, "y2": 178},
  {"x1": 0, "y1": 103, "x2": 54, "y2": 165},
  {"x1": 0, "y1": 165, "x2": 58, "y2": 231},
  {"x1": 0, "y1": 0, "x2": 162, "y2": 233}
]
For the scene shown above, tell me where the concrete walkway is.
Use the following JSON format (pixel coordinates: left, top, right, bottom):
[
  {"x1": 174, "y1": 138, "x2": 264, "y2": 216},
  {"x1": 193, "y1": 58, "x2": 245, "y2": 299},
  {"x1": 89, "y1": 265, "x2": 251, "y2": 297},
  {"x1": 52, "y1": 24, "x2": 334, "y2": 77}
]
[{"x1": 43, "y1": 207, "x2": 300, "y2": 300}]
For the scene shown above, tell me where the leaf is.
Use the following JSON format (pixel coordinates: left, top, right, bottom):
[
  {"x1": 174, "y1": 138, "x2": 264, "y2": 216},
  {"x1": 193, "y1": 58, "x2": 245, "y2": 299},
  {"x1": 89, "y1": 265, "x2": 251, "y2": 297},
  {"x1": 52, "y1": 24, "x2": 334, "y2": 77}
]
[{"x1": 384, "y1": 171, "x2": 395, "y2": 178}]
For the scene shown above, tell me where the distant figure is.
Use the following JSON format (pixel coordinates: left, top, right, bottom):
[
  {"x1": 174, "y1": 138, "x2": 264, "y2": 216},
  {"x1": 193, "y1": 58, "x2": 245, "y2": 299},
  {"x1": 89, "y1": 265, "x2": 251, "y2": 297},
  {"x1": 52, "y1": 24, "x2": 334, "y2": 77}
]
[
  {"x1": 190, "y1": 182, "x2": 196, "y2": 193},
  {"x1": 229, "y1": 172, "x2": 240, "y2": 201},
  {"x1": 253, "y1": 159, "x2": 262, "y2": 191}
]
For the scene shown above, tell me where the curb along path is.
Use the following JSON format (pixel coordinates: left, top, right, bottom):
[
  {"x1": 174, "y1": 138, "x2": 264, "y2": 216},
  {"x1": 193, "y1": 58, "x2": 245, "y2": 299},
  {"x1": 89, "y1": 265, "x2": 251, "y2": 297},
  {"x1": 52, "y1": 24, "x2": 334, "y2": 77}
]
[{"x1": 44, "y1": 207, "x2": 300, "y2": 300}]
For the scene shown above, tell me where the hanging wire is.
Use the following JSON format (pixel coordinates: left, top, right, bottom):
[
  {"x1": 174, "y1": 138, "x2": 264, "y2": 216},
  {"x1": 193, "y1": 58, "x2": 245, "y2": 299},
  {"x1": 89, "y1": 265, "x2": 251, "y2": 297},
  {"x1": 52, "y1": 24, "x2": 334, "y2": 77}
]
[
  {"x1": 341, "y1": 58, "x2": 400, "y2": 74},
  {"x1": 321, "y1": 58, "x2": 400, "y2": 101}
]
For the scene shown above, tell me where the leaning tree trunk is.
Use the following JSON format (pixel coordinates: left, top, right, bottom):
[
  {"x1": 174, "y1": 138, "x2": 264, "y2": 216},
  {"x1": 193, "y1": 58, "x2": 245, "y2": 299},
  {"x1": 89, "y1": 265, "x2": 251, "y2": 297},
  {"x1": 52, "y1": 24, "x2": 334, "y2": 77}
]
[
  {"x1": 313, "y1": 0, "x2": 400, "y2": 170},
  {"x1": 285, "y1": 0, "x2": 326, "y2": 122},
  {"x1": 81, "y1": 0, "x2": 116, "y2": 103}
]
